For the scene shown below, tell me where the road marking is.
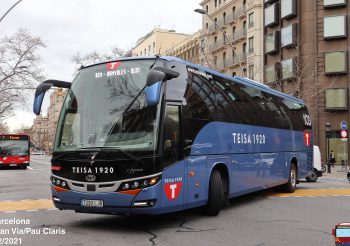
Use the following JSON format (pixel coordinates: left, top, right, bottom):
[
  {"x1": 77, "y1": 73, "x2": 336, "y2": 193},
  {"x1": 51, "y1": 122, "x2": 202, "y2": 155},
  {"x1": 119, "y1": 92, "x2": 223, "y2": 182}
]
[
  {"x1": 30, "y1": 159, "x2": 50, "y2": 165},
  {"x1": 0, "y1": 199, "x2": 54, "y2": 212},
  {"x1": 27, "y1": 166, "x2": 33, "y2": 170},
  {"x1": 269, "y1": 188, "x2": 350, "y2": 198}
]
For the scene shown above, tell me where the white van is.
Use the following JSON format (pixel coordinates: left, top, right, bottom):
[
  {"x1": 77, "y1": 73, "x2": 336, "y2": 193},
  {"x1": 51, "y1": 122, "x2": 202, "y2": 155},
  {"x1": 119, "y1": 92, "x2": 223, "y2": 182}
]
[{"x1": 306, "y1": 145, "x2": 323, "y2": 182}]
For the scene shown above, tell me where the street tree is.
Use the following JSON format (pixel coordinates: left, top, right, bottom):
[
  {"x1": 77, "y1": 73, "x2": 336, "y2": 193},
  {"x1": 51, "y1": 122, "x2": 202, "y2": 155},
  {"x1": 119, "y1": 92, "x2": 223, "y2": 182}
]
[
  {"x1": 71, "y1": 46, "x2": 130, "y2": 70},
  {"x1": 0, "y1": 122, "x2": 10, "y2": 133},
  {"x1": 0, "y1": 28, "x2": 45, "y2": 120}
]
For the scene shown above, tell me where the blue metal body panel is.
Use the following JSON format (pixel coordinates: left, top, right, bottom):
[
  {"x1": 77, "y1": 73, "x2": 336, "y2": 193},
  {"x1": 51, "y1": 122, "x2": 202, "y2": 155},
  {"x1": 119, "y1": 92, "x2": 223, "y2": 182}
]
[{"x1": 145, "y1": 81, "x2": 162, "y2": 107}]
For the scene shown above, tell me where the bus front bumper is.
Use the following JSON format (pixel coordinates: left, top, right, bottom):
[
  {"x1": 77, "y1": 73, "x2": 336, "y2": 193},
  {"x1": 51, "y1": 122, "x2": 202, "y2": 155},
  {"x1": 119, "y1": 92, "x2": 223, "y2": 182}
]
[{"x1": 51, "y1": 183, "x2": 163, "y2": 215}]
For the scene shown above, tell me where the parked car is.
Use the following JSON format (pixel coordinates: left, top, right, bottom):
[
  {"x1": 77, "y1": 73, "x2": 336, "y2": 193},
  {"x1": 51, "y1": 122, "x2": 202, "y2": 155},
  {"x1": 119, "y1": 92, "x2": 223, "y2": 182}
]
[{"x1": 306, "y1": 145, "x2": 323, "y2": 182}]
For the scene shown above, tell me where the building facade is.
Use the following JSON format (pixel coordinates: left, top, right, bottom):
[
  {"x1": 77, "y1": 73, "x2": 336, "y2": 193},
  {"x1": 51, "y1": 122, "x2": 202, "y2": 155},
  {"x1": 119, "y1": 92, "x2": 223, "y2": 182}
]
[
  {"x1": 47, "y1": 88, "x2": 67, "y2": 151},
  {"x1": 132, "y1": 28, "x2": 190, "y2": 57},
  {"x1": 31, "y1": 115, "x2": 48, "y2": 150},
  {"x1": 163, "y1": 31, "x2": 201, "y2": 64},
  {"x1": 199, "y1": 0, "x2": 264, "y2": 81},
  {"x1": 263, "y1": 0, "x2": 349, "y2": 164}
]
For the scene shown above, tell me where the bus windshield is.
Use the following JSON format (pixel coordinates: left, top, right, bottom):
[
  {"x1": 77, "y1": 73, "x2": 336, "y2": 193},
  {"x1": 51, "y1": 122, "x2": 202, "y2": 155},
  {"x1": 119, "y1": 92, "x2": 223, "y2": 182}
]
[
  {"x1": 0, "y1": 140, "x2": 29, "y2": 156},
  {"x1": 54, "y1": 59, "x2": 163, "y2": 153}
]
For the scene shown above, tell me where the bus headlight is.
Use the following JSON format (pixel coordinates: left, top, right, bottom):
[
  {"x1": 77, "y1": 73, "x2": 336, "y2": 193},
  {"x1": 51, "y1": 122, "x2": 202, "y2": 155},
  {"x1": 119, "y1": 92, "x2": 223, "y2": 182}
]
[
  {"x1": 50, "y1": 176, "x2": 70, "y2": 191},
  {"x1": 117, "y1": 175, "x2": 161, "y2": 193}
]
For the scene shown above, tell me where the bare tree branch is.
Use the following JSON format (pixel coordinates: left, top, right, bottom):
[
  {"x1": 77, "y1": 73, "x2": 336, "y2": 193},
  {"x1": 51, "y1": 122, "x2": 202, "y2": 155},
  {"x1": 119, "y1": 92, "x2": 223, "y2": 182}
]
[{"x1": 0, "y1": 28, "x2": 45, "y2": 121}]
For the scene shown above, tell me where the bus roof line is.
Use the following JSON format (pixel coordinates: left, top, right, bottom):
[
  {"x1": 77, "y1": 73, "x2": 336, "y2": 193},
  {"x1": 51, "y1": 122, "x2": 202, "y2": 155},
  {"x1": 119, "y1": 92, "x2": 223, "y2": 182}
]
[
  {"x1": 162, "y1": 56, "x2": 305, "y2": 105},
  {"x1": 78, "y1": 55, "x2": 305, "y2": 105}
]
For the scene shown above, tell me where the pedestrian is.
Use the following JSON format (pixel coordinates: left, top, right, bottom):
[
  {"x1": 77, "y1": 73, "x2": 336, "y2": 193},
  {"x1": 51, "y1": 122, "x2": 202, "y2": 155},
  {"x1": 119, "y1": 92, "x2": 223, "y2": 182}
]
[{"x1": 330, "y1": 150, "x2": 336, "y2": 167}]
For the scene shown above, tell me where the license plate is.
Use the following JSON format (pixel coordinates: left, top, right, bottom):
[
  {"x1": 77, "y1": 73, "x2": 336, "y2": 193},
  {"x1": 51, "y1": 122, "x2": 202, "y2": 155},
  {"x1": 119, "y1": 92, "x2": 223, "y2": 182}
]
[
  {"x1": 9, "y1": 164, "x2": 17, "y2": 166},
  {"x1": 81, "y1": 199, "x2": 103, "y2": 208}
]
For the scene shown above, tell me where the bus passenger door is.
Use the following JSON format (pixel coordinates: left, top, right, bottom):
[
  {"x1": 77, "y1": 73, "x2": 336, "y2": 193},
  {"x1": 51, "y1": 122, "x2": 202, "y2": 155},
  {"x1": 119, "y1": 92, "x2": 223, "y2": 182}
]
[{"x1": 161, "y1": 104, "x2": 186, "y2": 213}]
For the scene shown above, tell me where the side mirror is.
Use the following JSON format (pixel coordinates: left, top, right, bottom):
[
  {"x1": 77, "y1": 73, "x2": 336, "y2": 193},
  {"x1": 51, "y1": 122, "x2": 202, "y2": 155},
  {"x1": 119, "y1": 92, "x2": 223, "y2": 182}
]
[
  {"x1": 145, "y1": 67, "x2": 179, "y2": 107},
  {"x1": 33, "y1": 80, "x2": 71, "y2": 115},
  {"x1": 33, "y1": 83, "x2": 52, "y2": 115}
]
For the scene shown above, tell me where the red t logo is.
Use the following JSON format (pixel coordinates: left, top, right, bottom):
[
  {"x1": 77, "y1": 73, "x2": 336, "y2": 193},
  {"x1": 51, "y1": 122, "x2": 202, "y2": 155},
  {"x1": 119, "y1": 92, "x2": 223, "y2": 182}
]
[
  {"x1": 164, "y1": 182, "x2": 182, "y2": 200},
  {"x1": 106, "y1": 62, "x2": 121, "y2": 70}
]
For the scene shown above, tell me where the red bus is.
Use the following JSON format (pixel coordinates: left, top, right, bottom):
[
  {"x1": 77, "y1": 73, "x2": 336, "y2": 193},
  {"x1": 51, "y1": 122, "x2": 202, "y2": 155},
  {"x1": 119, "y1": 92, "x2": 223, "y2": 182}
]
[{"x1": 0, "y1": 134, "x2": 30, "y2": 169}]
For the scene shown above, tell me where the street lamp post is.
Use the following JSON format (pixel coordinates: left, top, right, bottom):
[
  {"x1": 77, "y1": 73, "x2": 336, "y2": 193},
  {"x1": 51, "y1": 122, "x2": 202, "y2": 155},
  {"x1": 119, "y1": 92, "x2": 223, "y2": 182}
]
[
  {"x1": 0, "y1": 0, "x2": 23, "y2": 23},
  {"x1": 194, "y1": 8, "x2": 245, "y2": 76},
  {"x1": 325, "y1": 122, "x2": 331, "y2": 173}
]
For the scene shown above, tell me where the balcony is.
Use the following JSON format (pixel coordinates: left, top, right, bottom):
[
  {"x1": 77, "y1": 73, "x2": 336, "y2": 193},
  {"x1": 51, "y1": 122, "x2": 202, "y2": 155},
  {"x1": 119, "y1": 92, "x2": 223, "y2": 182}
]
[
  {"x1": 208, "y1": 24, "x2": 218, "y2": 34},
  {"x1": 227, "y1": 53, "x2": 247, "y2": 68},
  {"x1": 226, "y1": 13, "x2": 237, "y2": 25},
  {"x1": 217, "y1": 18, "x2": 228, "y2": 29},
  {"x1": 208, "y1": 39, "x2": 227, "y2": 53},
  {"x1": 236, "y1": 6, "x2": 247, "y2": 19},
  {"x1": 227, "y1": 28, "x2": 247, "y2": 43}
]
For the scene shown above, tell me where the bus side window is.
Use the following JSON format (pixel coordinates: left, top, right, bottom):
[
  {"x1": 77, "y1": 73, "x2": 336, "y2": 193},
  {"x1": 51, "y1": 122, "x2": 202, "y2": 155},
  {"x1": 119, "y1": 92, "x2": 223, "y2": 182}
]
[{"x1": 163, "y1": 105, "x2": 180, "y2": 166}]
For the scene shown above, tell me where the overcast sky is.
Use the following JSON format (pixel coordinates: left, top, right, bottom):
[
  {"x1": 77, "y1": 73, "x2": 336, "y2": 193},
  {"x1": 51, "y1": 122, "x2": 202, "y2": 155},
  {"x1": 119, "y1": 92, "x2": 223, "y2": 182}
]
[{"x1": 1, "y1": 0, "x2": 202, "y2": 131}]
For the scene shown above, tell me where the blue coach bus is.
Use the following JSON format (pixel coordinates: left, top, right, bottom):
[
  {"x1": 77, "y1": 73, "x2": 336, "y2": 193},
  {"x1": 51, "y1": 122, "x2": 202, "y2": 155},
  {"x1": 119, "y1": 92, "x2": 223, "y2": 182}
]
[{"x1": 33, "y1": 56, "x2": 313, "y2": 216}]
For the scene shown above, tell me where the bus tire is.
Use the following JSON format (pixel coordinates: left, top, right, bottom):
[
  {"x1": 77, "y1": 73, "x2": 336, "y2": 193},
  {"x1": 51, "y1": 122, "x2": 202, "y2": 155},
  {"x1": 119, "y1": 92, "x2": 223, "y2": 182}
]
[
  {"x1": 204, "y1": 169, "x2": 223, "y2": 216},
  {"x1": 306, "y1": 169, "x2": 318, "y2": 182},
  {"x1": 281, "y1": 163, "x2": 297, "y2": 193}
]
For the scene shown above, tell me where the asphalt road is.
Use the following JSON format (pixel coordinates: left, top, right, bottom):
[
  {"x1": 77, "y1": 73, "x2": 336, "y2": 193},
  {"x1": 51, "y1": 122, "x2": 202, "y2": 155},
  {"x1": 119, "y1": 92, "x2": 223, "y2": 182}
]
[{"x1": 0, "y1": 155, "x2": 349, "y2": 246}]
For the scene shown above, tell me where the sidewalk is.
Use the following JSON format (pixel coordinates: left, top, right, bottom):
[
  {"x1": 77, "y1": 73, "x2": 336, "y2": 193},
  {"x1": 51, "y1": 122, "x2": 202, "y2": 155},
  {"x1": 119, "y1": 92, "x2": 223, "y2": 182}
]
[{"x1": 322, "y1": 165, "x2": 349, "y2": 179}]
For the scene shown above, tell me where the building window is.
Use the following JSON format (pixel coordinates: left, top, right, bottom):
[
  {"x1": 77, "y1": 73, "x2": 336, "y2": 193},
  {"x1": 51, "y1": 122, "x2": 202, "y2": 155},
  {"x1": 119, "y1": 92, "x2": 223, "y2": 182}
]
[
  {"x1": 281, "y1": 58, "x2": 295, "y2": 80},
  {"x1": 281, "y1": 24, "x2": 297, "y2": 48},
  {"x1": 243, "y1": 43, "x2": 247, "y2": 55},
  {"x1": 223, "y1": 52, "x2": 227, "y2": 67},
  {"x1": 215, "y1": 0, "x2": 218, "y2": 7},
  {"x1": 153, "y1": 42, "x2": 156, "y2": 53},
  {"x1": 325, "y1": 88, "x2": 348, "y2": 110},
  {"x1": 325, "y1": 51, "x2": 347, "y2": 74},
  {"x1": 223, "y1": 12, "x2": 227, "y2": 24},
  {"x1": 232, "y1": 7, "x2": 236, "y2": 18},
  {"x1": 243, "y1": 68, "x2": 247, "y2": 77},
  {"x1": 206, "y1": 5, "x2": 209, "y2": 12},
  {"x1": 265, "y1": 3, "x2": 279, "y2": 27},
  {"x1": 265, "y1": 64, "x2": 277, "y2": 83},
  {"x1": 281, "y1": 0, "x2": 297, "y2": 20},
  {"x1": 214, "y1": 56, "x2": 217, "y2": 68},
  {"x1": 206, "y1": 23, "x2": 209, "y2": 29},
  {"x1": 248, "y1": 65, "x2": 254, "y2": 79},
  {"x1": 324, "y1": 16, "x2": 346, "y2": 39},
  {"x1": 265, "y1": 31, "x2": 279, "y2": 54},
  {"x1": 324, "y1": 0, "x2": 346, "y2": 8},
  {"x1": 248, "y1": 37, "x2": 254, "y2": 53},
  {"x1": 248, "y1": 13, "x2": 254, "y2": 28}
]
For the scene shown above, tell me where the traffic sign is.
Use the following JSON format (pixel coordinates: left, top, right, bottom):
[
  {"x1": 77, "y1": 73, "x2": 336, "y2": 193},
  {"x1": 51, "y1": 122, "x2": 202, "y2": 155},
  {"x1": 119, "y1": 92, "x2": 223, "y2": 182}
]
[
  {"x1": 340, "y1": 130, "x2": 348, "y2": 138},
  {"x1": 341, "y1": 121, "x2": 347, "y2": 130}
]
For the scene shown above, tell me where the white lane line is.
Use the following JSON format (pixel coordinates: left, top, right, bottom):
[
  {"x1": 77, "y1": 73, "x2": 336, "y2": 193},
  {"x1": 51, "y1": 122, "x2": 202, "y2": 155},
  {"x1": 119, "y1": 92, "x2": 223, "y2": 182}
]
[
  {"x1": 4, "y1": 211, "x2": 16, "y2": 214},
  {"x1": 30, "y1": 159, "x2": 50, "y2": 165},
  {"x1": 27, "y1": 166, "x2": 33, "y2": 170},
  {"x1": 26, "y1": 209, "x2": 38, "y2": 212}
]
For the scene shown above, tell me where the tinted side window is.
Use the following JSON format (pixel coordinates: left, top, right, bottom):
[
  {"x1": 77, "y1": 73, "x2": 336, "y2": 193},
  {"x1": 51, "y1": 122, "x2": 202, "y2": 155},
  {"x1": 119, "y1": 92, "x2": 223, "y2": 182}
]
[{"x1": 182, "y1": 70, "x2": 216, "y2": 152}]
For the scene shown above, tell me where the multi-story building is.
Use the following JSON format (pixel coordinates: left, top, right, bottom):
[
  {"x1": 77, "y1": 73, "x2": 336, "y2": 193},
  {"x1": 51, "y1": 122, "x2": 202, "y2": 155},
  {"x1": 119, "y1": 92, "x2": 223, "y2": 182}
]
[
  {"x1": 47, "y1": 88, "x2": 67, "y2": 151},
  {"x1": 163, "y1": 31, "x2": 201, "y2": 64},
  {"x1": 263, "y1": 0, "x2": 349, "y2": 164},
  {"x1": 198, "y1": 0, "x2": 264, "y2": 81},
  {"x1": 31, "y1": 115, "x2": 48, "y2": 150},
  {"x1": 132, "y1": 28, "x2": 190, "y2": 57}
]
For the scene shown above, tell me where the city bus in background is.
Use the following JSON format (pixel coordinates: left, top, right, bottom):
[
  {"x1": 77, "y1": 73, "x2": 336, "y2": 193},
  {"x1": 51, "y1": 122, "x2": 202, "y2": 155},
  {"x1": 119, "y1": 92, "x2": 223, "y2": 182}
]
[
  {"x1": 33, "y1": 56, "x2": 313, "y2": 216},
  {"x1": 332, "y1": 223, "x2": 350, "y2": 246},
  {"x1": 0, "y1": 134, "x2": 30, "y2": 169}
]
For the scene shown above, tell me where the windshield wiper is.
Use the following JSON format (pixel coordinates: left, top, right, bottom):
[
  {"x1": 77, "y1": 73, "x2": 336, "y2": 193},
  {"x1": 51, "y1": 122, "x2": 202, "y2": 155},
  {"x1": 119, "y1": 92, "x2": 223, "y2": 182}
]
[{"x1": 78, "y1": 146, "x2": 143, "y2": 164}]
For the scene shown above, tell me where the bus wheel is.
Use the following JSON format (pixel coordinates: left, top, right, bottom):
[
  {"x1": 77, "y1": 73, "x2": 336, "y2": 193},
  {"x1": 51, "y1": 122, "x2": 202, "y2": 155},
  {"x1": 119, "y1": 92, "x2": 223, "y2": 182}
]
[
  {"x1": 204, "y1": 169, "x2": 223, "y2": 216},
  {"x1": 306, "y1": 169, "x2": 318, "y2": 182},
  {"x1": 282, "y1": 163, "x2": 297, "y2": 193}
]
